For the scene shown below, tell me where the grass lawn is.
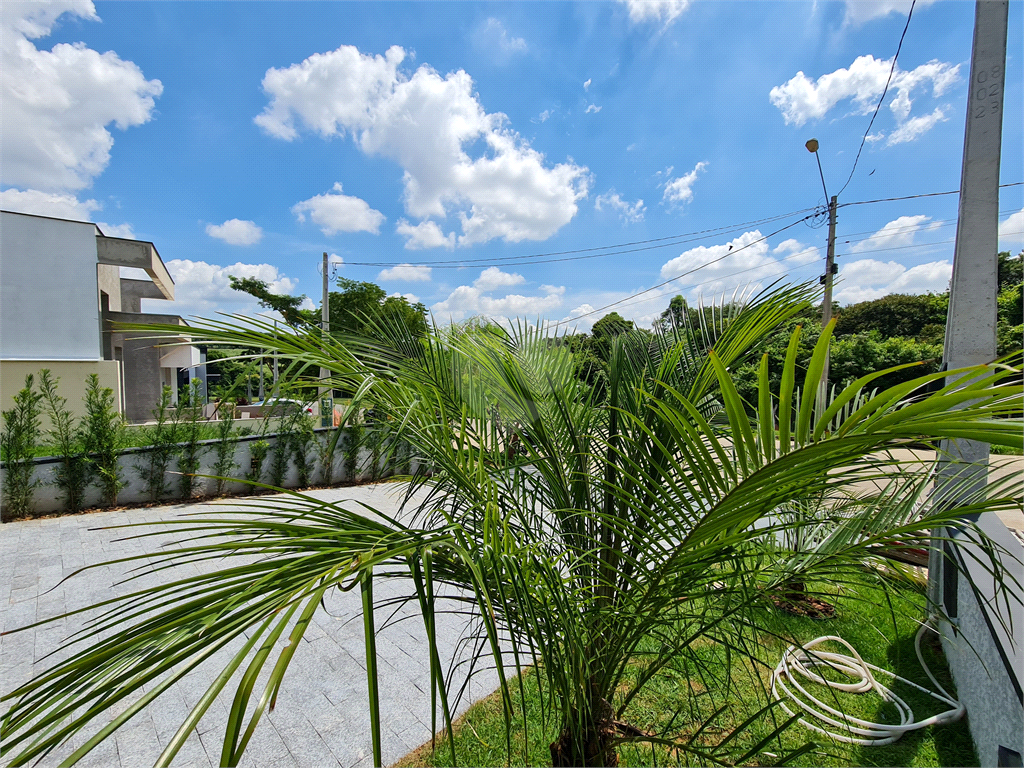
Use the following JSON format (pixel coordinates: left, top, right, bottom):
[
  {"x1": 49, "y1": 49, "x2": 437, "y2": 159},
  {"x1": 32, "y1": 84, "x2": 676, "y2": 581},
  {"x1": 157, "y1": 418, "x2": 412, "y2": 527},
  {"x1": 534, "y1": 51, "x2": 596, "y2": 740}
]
[{"x1": 395, "y1": 575, "x2": 977, "y2": 768}]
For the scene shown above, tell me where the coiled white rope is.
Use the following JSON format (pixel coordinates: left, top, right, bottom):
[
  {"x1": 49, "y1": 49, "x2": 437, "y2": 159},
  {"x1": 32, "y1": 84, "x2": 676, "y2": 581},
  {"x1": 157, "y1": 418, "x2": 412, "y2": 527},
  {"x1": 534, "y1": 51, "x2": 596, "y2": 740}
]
[{"x1": 769, "y1": 619, "x2": 964, "y2": 746}]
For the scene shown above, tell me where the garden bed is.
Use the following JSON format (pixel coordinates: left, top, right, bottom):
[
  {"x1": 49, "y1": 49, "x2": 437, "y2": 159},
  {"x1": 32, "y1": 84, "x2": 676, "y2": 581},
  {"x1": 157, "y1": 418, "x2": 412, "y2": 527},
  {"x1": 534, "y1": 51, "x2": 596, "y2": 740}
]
[{"x1": 395, "y1": 580, "x2": 976, "y2": 768}]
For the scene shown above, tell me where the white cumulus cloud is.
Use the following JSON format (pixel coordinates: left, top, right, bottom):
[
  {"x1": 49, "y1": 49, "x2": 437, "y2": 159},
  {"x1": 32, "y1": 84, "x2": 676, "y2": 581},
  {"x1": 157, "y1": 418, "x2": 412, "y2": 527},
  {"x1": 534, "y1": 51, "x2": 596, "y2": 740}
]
[
  {"x1": 663, "y1": 161, "x2": 707, "y2": 206},
  {"x1": 292, "y1": 182, "x2": 385, "y2": 236},
  {"x1": 595, "y1": 190, "x2": 645, "y2": 223},
  {"x1": 769, "y1": 55, "x2": 959, "y2": 145},
  {"x1": 1, "y1": 0, "x2": 162, "y2": 192},
  {"x1": 396, "y1": 219, "x2": 456, "y2": 250},
  {"x1": 474, "y1": 267, "x2": 526, "y2": 292},
  {"x1": 205, "y1": 218, "x2": 263, "y2": 246},
  {"x1": 834, "y1": 258, "x2": 951, "y2": 304},
  {"x1": 850, "y1": 215, "x2": 932, "y2": 253},
  {"x1": 0, "y1": 187, "x2": 99, "y2": 220},
  {"x1": 472, "y1": 18, "x2": 527, "y2": 57},
  {"x1": 583, "y1": 78, "x2": 592, "y2": 91},
  {"x1": 0, "y1": 187, "x2": 136, "y2": 236},
  {"x1": 97, "y1": 221, "x2": 135, "y2": 238},
  {"x1": 377, "y1": 263, "x2": 433, "y2": 282},
  {"x1": 659, "y1": 231, "x2": 820, "y2": 302},
  {"x1": 585, "y1": 104, "x2": 602, "y2": 114},
  {"x1": 255, "y1": 44, "x2": 589, "y2": 248},
  {"x1": 660, "y1": 230, "x2": 782, "y2": 300},
  {"x1": 149, "y1": 260, "x2": 302, "y2": 319},
  {"x1": 999, "y1": 210, "x2": 1024, "y2": 251},
  {"x1": 843, "y1": 0, "x2": 938, "y2": 26},
  {"x1": 620, "y1": 0, "x2": 691, "y2": 26},
  {"x1": 774, "y1": 238, "x2": 821, "y2": 265},
  {"x1": 432, "y1": 282, "x2": 564, "y2": 324},
  {"x1": 885, "y1": 107, "x2": 947, "y2": 145}
]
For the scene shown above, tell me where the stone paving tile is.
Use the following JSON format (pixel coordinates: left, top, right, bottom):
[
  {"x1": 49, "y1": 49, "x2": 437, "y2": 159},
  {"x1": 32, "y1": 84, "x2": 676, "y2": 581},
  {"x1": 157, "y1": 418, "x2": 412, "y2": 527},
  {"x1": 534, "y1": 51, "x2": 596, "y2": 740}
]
[{"x1": 1, "y1": 484, "x2": 506, "y2": 768}]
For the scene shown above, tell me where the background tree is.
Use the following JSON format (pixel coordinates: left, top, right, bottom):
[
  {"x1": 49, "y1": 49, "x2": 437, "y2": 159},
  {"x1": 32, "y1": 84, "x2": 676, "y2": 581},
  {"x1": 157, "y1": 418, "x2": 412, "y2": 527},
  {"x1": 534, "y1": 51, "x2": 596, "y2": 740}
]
[
  {"x1": 227, "y1": 276, "x2": 315, "y2": 327},
  {"x1": 328, "y1": 278, "x2": 428, "y2": 338}
]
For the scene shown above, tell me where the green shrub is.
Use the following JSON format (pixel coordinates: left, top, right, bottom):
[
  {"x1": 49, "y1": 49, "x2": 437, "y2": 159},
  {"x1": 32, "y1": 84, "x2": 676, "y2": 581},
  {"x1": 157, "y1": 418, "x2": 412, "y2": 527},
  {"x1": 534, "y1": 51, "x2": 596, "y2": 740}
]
[
  {"x1": 291, "y1": 414, "x2": 316, "y2": 487},
  {"x1": 1, "y1": 374, "x2": 42, "y2": 519},
  {"x1": 134, "y1": 386, "x2": 178, "y2": 502},
  {"x1": 212, "y1": 400, "x2": 237, "y2": 495},
  {"x1": 39, "y1": 370, "x2": 89, "y2": 514},
  {"x1": 176, "y1": 381, "x2": 206, "y2": 500},
  {"x1": 344, "y1": 423, "x2": 363, "y2": 481},
  {"x1": 247, "y1": 439, "x2": 269, "y2": 484},
  {"x1": 82, "y1": 374, "x2": 127, "y2": 507}
]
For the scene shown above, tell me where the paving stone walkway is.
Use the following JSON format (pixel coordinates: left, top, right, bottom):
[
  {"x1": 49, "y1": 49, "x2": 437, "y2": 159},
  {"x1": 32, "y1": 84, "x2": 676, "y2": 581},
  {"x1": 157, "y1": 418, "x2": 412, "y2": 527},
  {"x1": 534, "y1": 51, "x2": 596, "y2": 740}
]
[{"x1": 1, "y1": 484, "x2": 503, "y2": 768}]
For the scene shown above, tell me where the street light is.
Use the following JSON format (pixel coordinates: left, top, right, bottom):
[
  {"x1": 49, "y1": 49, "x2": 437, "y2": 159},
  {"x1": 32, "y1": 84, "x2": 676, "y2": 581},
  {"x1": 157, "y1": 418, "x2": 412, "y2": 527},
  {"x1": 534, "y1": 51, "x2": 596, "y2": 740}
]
[{"x1": 805, "y1": 139, "x2": 838, "y2": 327}]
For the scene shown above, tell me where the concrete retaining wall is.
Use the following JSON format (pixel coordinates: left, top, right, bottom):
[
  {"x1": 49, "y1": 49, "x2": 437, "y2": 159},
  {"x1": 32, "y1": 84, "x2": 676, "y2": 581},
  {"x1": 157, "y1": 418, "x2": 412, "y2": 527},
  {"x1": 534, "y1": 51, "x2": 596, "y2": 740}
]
[
  {"x1": 0, "y1": 427, "x2": 417, "y2": 521},
  {"x1": 938, "y1": 512, "x2": 1024, "y2": 767}
]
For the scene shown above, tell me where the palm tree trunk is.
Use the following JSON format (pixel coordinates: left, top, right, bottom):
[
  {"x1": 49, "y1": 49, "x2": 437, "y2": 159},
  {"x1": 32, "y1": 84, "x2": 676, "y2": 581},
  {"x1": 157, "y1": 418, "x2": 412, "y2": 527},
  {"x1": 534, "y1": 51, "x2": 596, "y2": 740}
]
[{"x1": 550, "y1": 687, "x2": 618, "y2": 767}]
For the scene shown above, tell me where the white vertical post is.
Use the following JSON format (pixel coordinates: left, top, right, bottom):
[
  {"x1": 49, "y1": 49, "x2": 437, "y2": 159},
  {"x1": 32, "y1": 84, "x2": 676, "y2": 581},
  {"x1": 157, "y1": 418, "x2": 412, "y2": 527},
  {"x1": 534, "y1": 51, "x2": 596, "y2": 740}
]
[{"x1": 319, "y1": 252, "x2": 333, "y2": 428}]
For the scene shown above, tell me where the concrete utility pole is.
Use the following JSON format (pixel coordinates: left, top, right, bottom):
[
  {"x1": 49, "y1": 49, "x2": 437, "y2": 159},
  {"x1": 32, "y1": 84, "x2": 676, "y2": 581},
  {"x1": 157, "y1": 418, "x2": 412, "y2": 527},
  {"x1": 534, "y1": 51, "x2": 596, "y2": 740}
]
[
  {"x1": 937, "y1": 0, "x2": 1007, "y2": 489},
  {"x1": 805, "y1": 139, "x2": 839, "y2": 392},
  {"x1": 821, "y1": 196, "x2": 838, "y2": 329},
  {"x1": 928, "y1": 0, "x2": 1007, "y2": 602},
  {"x1": 319, "y1": 251, "x2": 333, "y2": 428}
]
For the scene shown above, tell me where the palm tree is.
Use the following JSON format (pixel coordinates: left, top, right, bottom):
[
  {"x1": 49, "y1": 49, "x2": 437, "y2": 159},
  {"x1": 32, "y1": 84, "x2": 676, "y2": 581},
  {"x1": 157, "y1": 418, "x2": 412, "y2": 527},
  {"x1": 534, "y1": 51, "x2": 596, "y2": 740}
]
[{"x1": 2, "y1": 284, "x2": 1020, "y2": 767}]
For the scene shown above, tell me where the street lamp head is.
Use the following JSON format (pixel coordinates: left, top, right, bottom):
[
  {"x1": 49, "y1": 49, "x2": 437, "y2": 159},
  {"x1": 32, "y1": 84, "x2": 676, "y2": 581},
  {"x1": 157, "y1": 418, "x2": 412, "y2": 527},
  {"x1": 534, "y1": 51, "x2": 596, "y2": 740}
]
[{"x1": 805, "y1": 138, "x2": 819, "y2": 153}]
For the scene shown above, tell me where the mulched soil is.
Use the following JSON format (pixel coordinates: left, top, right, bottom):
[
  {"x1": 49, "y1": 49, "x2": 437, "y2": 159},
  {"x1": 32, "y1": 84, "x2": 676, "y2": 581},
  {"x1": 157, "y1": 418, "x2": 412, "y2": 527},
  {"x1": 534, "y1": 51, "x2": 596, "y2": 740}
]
[{"x1": 769, "y1": 594, "x2": 837, "y2": 619}]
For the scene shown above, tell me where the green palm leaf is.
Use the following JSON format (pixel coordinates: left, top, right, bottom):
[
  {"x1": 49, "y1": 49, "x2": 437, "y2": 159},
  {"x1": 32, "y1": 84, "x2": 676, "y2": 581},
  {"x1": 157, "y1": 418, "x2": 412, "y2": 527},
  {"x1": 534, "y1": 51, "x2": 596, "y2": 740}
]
[{"x1": 3, "y1": 285, "x2": 1020, "y2": 767}]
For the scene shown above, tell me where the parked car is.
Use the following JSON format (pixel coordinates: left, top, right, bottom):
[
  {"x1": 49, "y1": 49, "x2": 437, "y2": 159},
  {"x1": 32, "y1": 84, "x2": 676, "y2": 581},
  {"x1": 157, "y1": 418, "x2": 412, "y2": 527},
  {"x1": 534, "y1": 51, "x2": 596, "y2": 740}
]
[{"x1": 237, "y1": 398, "x2": 315, "y2": 418}]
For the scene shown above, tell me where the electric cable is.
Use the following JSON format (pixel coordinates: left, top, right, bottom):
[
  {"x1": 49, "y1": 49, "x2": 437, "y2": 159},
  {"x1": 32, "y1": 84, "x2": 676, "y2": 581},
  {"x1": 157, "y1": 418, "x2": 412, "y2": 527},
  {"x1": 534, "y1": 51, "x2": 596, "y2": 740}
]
[
  {"x1": 550, "y1": 214, "x2": 814, "y2": 326},
  {"x1": 836, "y1": 0, "x2": 917, "y2": 197},
  {"x1": 770, "y1": 617, "x2": 963, "y2": 746},
  {"x1": 344, "y1": 207, "x2": 818, "y2": 268},
  {"x1": 839, "y1": 182, "x2": 1022, "y2": 209},
  {"x1": 555, "y1": 227, "x2": 1021, "y2": 325}
]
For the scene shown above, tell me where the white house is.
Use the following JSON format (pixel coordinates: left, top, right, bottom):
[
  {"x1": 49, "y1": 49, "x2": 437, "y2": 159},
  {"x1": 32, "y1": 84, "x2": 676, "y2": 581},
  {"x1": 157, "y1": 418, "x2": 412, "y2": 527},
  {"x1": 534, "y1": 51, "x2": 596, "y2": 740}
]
[{"x1": 0, "y1": 210, "x2": 200, "y2": 424}]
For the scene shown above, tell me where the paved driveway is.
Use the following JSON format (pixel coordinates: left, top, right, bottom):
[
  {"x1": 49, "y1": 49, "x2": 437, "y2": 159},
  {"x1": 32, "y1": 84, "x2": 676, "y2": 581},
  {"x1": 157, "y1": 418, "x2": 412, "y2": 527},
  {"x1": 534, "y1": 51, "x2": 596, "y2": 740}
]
[{"x1": 1, "y1": 484, "x2": 502, "y2": 768}]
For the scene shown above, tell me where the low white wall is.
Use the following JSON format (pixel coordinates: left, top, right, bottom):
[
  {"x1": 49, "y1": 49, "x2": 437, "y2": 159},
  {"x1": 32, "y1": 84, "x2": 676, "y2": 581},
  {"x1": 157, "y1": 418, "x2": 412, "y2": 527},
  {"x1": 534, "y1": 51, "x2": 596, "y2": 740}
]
[
  {"x1": 1, "y1": 427, "x2": 419, "y2": 521},
  {"x1": 938, "y1": 512, "x2": 1024, "y2": 767}
]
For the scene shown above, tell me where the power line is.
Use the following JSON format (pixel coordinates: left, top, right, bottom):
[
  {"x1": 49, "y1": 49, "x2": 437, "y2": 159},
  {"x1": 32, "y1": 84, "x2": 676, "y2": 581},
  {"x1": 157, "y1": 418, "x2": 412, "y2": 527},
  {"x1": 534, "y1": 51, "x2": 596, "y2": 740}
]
[
  {"x1": 839, "y1": 181, "x2": 1022, "y2": 209},
  {"x1": 550, "y1": 215, "x2": 814, "y2": 327},
  {"x1": 348, "y1": 186, "x2": 1021, "y2": 274},
  {"x1": 836, "y1": 0, "x2": 916, "y2": 197},
  {"x1": 555, "y1": 228, "x2": 1022, "y2": 328},
  {"x1": 345, "y1": 207, "x2": 818, "y2": 269}
]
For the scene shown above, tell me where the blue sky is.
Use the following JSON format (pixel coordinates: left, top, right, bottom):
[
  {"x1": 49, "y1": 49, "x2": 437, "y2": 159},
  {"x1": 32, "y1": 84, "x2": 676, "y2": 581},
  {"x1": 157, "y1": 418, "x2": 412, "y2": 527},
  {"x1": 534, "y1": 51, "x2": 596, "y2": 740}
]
[{"x1": 2, "y1": 0, "x2": 1022, "y2": 330}]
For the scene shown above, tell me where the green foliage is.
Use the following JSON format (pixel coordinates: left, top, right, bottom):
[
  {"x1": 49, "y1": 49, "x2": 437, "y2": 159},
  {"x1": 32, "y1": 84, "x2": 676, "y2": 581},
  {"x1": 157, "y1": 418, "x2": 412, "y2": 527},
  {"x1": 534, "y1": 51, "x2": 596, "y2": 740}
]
[
  {"x1": 247, "y1": 439, "x2": 269, "y2": 484},
  {"x1": 998, "y1": 283, "x2": 1023, "y2": 327},
  {"x1": 134, "y1": 386, "x2": 179, "y2": 503},
  {"x1": 998, "y1": 250, "x2": 1023, "y2": 291},
  {"x1": 291, "y1": 414, "x2": 316, "y2": 487},
  {"x1": 176, "y1": 381, "x2": 207, "y2": 500},
  {"x1": 212, "y1": 400, "x2": 237, "y2": 495},
  {"x1": 834, "y1": 293, "x2": 949, "y2": 341},
  {"x1": 39, "y1": 371, "x2": 90, "y2": 514},
  {"x1": 831, "y1": 333, "x2": 943, "y2": 391},
  {"x1": 81, "y1": 374, "x2": 127, "y2": 507},
  {"x1": 1, "y1": 375, "x2": 42, "y2": 519},
  {"x1": 330, "y1": 277, "x2": 429, "y2": 338},
  {"x1": 3, "y1": 286, "x2": 1019, "y2": 768},
  {"x1": 344, "y1": 422, "x2": 363, "y2": 481},
  {"x1": 227, "y1": 276, "x2": 315, "y2": 327},
  {"x1": 590, "y1": 311, "x2": 634, "y2": 339}
]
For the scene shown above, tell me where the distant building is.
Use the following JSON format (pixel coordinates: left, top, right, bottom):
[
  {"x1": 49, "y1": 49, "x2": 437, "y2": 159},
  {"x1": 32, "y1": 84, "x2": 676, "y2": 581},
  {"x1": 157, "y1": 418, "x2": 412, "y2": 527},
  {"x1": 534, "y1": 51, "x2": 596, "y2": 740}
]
[{"x1": 0, "y1": 209, "x2": 202, "y2": 424}]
